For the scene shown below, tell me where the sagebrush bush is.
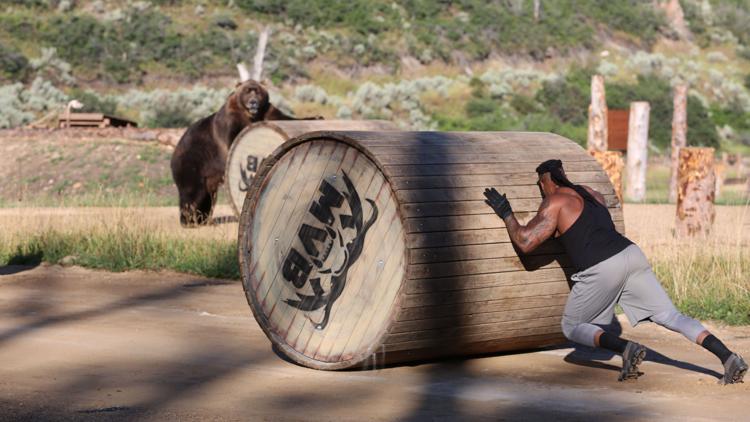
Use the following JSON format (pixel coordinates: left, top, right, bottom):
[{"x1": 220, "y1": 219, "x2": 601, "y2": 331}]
[
  {"x1": 0, "y1": 77, "x2": 68, "y2": 128},
  {"x1": 117, "y1": 86, "x2": 230, "y2": 128},
  {"x1": 0, "y1": 43, "x2": 29, "y2": 82}
]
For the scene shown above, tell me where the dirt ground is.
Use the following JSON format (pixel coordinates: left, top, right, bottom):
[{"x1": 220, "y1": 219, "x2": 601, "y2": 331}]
[
  {"x1": 0, "y1": 264, "x2": 747, "y2": 421},
  {"x1": 0, "y1": 132, "x2": 176, "y2": 206}
]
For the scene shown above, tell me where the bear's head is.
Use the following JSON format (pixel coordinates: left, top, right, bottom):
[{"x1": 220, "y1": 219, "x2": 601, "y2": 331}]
[{"x1": 234, "y1": 80, "x2": 269, "y2": 119}]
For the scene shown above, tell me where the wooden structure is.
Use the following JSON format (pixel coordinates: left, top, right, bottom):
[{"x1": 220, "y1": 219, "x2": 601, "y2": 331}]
[
  {"x1": 607, "y1": 109, "x2": 630, "y2": 152},
  {"x1": 669, "y1": 84, "x2": 688, "y2": 203},
  {"x1": 625, "y1": 102, "x2": 650, "y2": 202},
  {"x1": 714, "y1": 161, "x2": 726, "y2": 197},
  {"x1": 589, "y1": 149, "x2": 624, "y2": 204},
  {"x1": 587, "y1": 74, "x2": 608, "y2": 152},
  {"x1": 238, "y1": 131, "x2": 623, "y2": 370},
  {"x1": 58, "y1": 113, "x2": 137, "y2": 128},
  {"x1": 225, "y1": 120, "x2": 398, "y2": 216},
  {"x1": 676, "y1": 147, "x2": 715, "y2": 237}
]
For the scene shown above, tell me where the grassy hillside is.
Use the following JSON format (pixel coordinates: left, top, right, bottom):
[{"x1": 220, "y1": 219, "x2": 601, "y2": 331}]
[{"x1": 1, "y1": 0, "x2": 749, "y2": 151}]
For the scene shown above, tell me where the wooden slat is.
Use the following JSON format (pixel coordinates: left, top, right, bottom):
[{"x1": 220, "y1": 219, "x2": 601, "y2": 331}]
[
  {"x1": 397, "y1": 293, "x2": 569, "y2": 321},
  {"x1": 395, "y1": 183, "x2": 614, "y2": 203},
  {"x1": 64, "y1": 113, "x2": 105, "y2": 120},
  {"x1": 318, "y1": 201, "x2": 405, "y2": 361},
  {"x1": 259, "y1": 143, "x2": 344, "y2": 324},
  {"x1": 391, "y1": 304, "x2": 566, "y2": 333},
  {"x1": 409, "y1": 254, "x2": 571, "y2": 278},
  {"x1": 405, "y1": 268, "x2": 569, "y2": 294},
  {"x1": 365, "y1": 144, "x2": 580, "y2": 157},
  {"x1": 406, "y1": 213, "x2": 623, "y2": 233},
  {"x1": 249, "y1": 143, "x2": 313, "y2": 291},
  {"x1": 409, "y1": 240, "x2": 565, "y2": 264},
  {"x1": 402, "y1": 201, "x2": 623, "y2": 219},
  {"x1": 385, "y1": 317, "x2": 562, "y2": 346},
  {"x1": 381, "y1": 332, "x2": 565, "y2": 358},
  {"x1": 253, "y1": 142, "x2": 327, "y2": 303},
  {"x1": 377, "y1": 152, "x2": 598, "y2": 166},
  {"x1": 390, "y1": 171, "x2": 610, "y2": 190},
  {"x1": 352, "y1": 130, "x2": 580, "y2": 148},
  {"x1": 408, "y1": 254, "x2": 570, "y2": 279},
  {"x1": 402, "y1": 280, "x2": 571, "y2": 308},
  {"x1": 405, "y1": 217, "x2": 625, "y2": 248},
  {"x1": 304, "y1": 169, "x2": 394, "y2": 360},
  {"x1": 384, "y1": 161, "x2": 605, "y2": 177},
  {"x1": 286, "y1": 147, "x2": 384, "y2": 359},
  {"x1": 357, "y1": 133, "x2": 576, "y2": 146}
]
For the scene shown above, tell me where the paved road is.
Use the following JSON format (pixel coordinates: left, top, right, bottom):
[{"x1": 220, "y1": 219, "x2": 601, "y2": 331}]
[{"x1": 0, "y1": 265, "x2": 747, "y2": 421}]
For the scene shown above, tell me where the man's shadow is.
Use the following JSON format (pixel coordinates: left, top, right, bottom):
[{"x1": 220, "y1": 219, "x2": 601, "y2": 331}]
[{"x1": 515, "y1": 242, "x2": 723, "y2": 380}]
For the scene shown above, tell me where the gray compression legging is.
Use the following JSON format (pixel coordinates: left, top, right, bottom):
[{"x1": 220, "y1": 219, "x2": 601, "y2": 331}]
[
  {"x1": 561, "y1": 245, "x2": 708, "y2": 348},
  {"x1": 563, "y1": 308, "x2": 707, "y2": 347}
]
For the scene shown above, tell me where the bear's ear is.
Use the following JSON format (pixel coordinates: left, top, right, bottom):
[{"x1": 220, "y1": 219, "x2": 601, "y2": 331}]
[{"x1": 235, "y1": 81, "x2": 243, "y2": 88}]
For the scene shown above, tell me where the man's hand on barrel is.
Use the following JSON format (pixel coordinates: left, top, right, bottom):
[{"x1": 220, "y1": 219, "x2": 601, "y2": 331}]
[{"x1": 484, "y1": 187, "x2": 513, "y2": 220}]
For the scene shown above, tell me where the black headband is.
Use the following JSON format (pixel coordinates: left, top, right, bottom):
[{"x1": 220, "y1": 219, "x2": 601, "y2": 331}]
[{"x1": 535, "y1": 159, "x2": 563, "y2": 176}]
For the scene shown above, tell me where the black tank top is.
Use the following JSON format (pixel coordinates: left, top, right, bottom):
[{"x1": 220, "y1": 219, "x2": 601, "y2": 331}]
[{"x1": 557, "y1": 198, "x2": 632, "y2": 272}]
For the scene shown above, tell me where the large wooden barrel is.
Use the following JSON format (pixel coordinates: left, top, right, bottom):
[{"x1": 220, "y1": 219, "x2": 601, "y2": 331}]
[
  {"x1": 238, "y1": 131, "x2": 623, "y2": 370},
  {"x1": 225, "y1": 120, "x2": 398, "y2": 215}
]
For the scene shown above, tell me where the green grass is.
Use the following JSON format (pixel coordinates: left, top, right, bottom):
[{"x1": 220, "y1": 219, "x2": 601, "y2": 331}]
[
  {"x1": 0, "y1": 191, "x2": 178, "y2": 208},
  {"x1": 2, "y1": 229, "x2": 746, "y2": 324},
  {"x1": 1, "y1": 204, "x2": 748, "y2": 325},
  {"x1": 653, "y1": 253, "x2": 750, "y2": 325},
  {"x1": 623, "y1": 162, "x2": 750, "y2": 205},
  {"x1": 2, "y1": 228, "x2": 239, "y2": 280}
]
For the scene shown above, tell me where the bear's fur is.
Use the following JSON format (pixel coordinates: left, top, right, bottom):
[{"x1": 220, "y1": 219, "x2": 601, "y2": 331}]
[{"x1": 170, "y1": 80, "x2": 320, "y2": 226}]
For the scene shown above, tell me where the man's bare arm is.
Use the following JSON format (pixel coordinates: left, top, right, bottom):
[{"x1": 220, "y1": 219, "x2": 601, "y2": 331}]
[{"x1": 502, "y1": 197, "x2": 559, "y2": 254}]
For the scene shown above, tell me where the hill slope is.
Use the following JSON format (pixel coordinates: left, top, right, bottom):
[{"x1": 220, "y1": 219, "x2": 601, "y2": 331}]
[{"x1": 0, "y1": 0, "x2": 749, "y2": 151}]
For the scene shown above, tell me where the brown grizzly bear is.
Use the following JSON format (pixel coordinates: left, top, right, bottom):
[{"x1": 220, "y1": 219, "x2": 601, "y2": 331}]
[{"x1": 170, "y1": 80, "x2": 321, "y2": 227}]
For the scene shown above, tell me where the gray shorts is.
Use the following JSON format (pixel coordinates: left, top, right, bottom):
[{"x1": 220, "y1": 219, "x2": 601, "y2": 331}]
[{"x1": 562, "y1": 244, "x2": 677, "y2": 329}]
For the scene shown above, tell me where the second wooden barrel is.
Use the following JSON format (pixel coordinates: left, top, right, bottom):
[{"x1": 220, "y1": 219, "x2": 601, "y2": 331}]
[
  {"x1": 238, "y1": 131, "x2": 623, "y2": 369},
  {"x1": 225, "y1": 120, "x2": 398, "y2": 215}
]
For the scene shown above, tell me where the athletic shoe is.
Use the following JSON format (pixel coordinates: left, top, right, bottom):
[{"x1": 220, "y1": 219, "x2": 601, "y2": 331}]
[
  {"x1": 720, "y1": 353, "x2": 748, "y2": 385},
  {"x1": 618, "y1": 341, "x2": 647, "y2": 381}
]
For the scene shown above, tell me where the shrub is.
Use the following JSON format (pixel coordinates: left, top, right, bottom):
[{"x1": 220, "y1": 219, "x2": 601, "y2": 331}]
[
  {"x1": 0, "y1": 43, "x2": 29, "y2": 82},
  {"x1": 147, "y1": 104, "x2": 195, "y2": 128},
  {"x1": 0, "y1": 83, "x2": 34, "y2": 128},
  {"x1": 465, "y1": 97, "x2": 499, "y2": 117},
  {"x1": 510, "y1": 94, "x2": 541, "y2": 115},
  {"x1": 0, "y1": 77, "x2": 68, "y2": 128},
  {"x1": 117, "y1": 86, "x2": 230, "y2": 128},
  {"x1": 535, "y1": 68, "x2": 590, "y2": 125},
  {"x1": 67, "y1": 88, "x2": 118, "y2": 115},
  {"x1": 29, "y1": 47, "x2": 75, "y2": 85},
  {"x1": 608, "y1": 75, "x2": 719, "y2": 149}
]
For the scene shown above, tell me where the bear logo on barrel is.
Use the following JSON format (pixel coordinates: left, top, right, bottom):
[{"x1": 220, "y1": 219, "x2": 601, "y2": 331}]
[{"x1": 281, "y1": 171, "x2": 378, "y2": 330}]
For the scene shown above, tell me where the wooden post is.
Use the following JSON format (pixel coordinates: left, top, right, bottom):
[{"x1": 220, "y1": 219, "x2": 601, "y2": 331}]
[
  {"x1": 533, "y1": 0, "x2": 541, "y2": 21},
  {"x1": 714, "y1": 161, "x2": 725, "y2": 198},
  {"x1": 675, "y1": 147, "x2": 715, "y2": 237},
  {"x1": 587, "y1": 75, "x2": 608, "y2": 152},
  {"x1": 237, "y1": 63, "x2": 250, "y2": 82},
  {"x1": 589, "y1": 150, "x2": 624, "y2": 204},
  {"x1": 252, "y1": 27, "x2": 270, "y2": 81},
  {"x1": 625, "y1": 102, "x2": 650, "y2": 202},
  {"x1": 669, "y1": 84, "x2": 688, "y2": 203}
]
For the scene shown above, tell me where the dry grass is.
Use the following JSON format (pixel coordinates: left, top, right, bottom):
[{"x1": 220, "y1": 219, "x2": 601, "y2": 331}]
[
  {"x1": 0, "y1": 206, "x2": 240, "y2": 278},
  {"x1": 624, "y1": 204, "x2": 750, "y2": 324},
  {"x1": 1, "y1": 203, "x2": 748, "y2": 323}
]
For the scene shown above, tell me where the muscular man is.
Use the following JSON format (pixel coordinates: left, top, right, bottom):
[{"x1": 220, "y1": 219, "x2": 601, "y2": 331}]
[{"x1": 484, "y1": 159, "x2": 747, "y2": 384}]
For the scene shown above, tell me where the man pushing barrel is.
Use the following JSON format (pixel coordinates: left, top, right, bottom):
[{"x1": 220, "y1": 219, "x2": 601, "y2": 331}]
[{"x1": 484, "y1": 159, "x2": 747, "y2": 384}]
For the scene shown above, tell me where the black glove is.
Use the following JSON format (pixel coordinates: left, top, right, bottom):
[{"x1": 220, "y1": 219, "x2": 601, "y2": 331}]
[{"x1": 484, "y1": 187, "x2": 513, "y2": 219}]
